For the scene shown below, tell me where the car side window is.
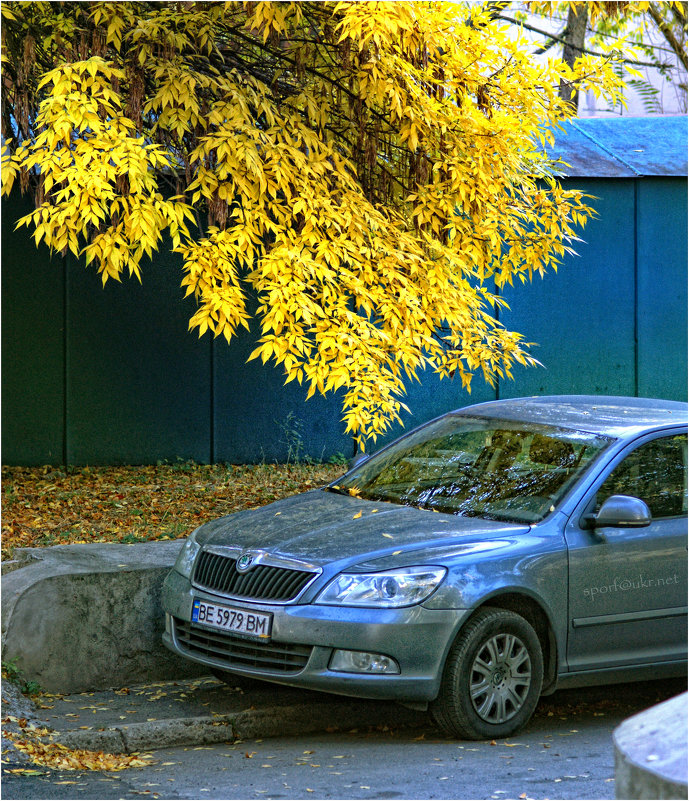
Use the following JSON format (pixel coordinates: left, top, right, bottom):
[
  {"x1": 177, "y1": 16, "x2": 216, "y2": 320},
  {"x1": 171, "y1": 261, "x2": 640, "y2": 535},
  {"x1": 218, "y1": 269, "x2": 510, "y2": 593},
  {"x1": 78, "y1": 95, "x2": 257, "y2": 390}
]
[{"x1": 596, "y1": 434, "x2": 688, "y2": 519}]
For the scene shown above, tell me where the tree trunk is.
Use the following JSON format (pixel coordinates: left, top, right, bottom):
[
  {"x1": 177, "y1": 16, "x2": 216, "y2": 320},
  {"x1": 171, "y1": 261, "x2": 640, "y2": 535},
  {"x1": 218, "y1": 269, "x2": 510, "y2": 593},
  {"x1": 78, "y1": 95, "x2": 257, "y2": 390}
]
[
  {"x1": 648, "y1": 1, "x2": 688, "y2": 71},
  {"x1": 559, "y1": 4, "x2": 589, "y2": 111}
]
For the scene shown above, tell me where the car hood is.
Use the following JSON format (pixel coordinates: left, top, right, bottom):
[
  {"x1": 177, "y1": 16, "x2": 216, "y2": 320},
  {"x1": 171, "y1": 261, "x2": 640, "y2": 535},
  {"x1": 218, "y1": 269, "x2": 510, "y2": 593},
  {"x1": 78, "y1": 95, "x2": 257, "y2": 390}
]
[{"x1": 195, "y1": 489, "x2": 531, "y2": 571}]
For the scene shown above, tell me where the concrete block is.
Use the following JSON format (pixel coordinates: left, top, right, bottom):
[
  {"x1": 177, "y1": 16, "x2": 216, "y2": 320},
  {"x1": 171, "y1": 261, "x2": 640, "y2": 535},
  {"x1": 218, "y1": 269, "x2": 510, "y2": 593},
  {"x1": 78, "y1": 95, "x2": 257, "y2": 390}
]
[
  {"x1": 614, "y1": 691, "x2": 688, "y2": 800},
  {"x1": 1, "y1": 542, "x2": 206, "y2": 693}
]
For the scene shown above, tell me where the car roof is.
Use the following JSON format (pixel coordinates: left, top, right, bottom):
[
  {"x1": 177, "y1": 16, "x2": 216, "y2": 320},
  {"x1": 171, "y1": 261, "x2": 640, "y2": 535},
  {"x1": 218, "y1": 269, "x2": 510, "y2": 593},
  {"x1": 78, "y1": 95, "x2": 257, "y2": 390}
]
[{"x1": 453, "y1": 395, "x2": 687, "y2": 438}]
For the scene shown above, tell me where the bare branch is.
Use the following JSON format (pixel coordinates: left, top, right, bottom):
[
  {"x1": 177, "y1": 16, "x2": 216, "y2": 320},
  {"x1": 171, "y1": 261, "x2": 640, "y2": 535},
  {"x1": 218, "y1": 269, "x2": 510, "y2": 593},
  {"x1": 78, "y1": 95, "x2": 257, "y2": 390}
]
[
  {"x1": 647, "y1": 2, "x2": 688, "y2": 70},
  {"x1": 497, "y1": 14, "x2": 672, "y2": 68}
]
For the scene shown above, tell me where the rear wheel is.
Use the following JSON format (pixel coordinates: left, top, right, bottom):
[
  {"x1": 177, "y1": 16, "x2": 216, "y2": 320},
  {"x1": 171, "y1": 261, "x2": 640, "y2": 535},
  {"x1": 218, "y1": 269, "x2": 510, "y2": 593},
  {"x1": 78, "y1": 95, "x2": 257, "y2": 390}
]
[{"x1": 430, "y1": 607, "x2": 543, "y2": 740}]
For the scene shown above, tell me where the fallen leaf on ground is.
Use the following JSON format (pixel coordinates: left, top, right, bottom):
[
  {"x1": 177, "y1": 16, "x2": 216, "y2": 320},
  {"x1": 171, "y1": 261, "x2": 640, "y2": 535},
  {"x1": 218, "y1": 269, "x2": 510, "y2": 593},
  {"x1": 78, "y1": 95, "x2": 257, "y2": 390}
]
[
  {"x1": 5, "y1": 731, "x2": 153, "y2": 772},
  {"x1": 6, "y1": 769, "x2": 44, "y2": 776}
]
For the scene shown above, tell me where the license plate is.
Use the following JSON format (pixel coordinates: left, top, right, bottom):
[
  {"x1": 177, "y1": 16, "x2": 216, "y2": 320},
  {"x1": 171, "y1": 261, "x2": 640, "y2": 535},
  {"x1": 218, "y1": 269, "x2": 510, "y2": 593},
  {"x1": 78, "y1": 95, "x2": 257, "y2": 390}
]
[{"x1": 192, "y1": 599, "x2": 272, "y2": 639}]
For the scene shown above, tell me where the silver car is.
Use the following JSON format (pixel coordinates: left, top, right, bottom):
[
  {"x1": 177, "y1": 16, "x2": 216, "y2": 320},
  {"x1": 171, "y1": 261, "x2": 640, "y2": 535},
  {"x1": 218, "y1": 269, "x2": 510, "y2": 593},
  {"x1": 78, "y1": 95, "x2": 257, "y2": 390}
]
[{"x1": 162, "y1": 396, "x2": 687, "y2": 739}]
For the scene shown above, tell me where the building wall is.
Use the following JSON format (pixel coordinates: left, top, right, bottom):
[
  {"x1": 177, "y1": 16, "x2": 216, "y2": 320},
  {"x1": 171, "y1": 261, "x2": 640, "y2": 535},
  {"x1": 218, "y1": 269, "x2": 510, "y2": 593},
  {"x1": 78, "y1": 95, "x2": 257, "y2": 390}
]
[{"x1": 2, "y1": 176, "x2": 687, "y2": 466}]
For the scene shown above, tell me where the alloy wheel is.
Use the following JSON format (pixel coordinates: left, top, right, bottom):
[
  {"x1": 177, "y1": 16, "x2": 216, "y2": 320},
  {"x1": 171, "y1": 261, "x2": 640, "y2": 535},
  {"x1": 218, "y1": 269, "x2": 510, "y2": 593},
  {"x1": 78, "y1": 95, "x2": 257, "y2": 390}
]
[{"x1": 469, "y1": 632, "x2": 532, "y2": 724}]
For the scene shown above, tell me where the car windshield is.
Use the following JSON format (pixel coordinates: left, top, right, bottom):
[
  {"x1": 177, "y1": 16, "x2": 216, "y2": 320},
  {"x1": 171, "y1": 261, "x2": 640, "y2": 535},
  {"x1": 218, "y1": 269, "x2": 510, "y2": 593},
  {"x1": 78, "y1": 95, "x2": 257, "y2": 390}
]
[{"x1": 334, "y1": 415, "x2": 614, "y2": 524}]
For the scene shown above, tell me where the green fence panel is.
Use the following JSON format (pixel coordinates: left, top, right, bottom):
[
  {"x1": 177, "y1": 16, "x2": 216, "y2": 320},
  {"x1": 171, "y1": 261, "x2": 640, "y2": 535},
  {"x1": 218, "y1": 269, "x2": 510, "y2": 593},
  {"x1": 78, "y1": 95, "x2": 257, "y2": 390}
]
[
  {"x1": 498, "y1": 179, "x2": 637, "y2": 398},
  {"x1": 65, "y1": 248, "x2": 212, "y2": 465},
  {"x1": 636, "y1": 178, "x2": 688, "y2": 401},
  {"x1": 2, "y1": 195, "x2": 66, "y2": 464},
  {"x1": 2, "y1": 169, "x2": 687, "y2": 466},
  {"x1": 212, "y1": 314, "x2": 355, "y2": 464}
]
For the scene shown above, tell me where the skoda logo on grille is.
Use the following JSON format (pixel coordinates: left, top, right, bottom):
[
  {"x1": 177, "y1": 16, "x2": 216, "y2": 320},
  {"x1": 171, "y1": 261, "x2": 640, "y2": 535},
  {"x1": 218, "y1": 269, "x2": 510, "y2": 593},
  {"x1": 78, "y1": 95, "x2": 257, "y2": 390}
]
[{"x1": 236, "y1": 553, "x2": 255, "y2": 573}]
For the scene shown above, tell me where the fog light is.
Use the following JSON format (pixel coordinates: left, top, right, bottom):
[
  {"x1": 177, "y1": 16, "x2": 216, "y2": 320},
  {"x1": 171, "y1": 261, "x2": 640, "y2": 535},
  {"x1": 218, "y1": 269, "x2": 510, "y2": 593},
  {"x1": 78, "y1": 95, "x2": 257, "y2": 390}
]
[{"x1": 329, "y1": 649, "x2": 400, "y2": 674}]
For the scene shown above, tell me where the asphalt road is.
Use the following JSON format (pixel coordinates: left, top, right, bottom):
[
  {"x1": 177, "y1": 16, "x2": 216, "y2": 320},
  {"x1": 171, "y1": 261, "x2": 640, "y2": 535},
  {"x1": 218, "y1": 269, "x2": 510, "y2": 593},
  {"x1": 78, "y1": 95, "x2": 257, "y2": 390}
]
[{"x1": 3, "y1": 677, "x2": 685, "y2": 800}]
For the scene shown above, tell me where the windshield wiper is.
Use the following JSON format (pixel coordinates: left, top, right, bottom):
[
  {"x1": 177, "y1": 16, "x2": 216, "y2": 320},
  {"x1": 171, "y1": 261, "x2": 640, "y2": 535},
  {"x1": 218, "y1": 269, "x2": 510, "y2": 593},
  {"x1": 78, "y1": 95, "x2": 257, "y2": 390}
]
[{"x1": 457, "y1": 509, "x2": 517, "y2": 523}]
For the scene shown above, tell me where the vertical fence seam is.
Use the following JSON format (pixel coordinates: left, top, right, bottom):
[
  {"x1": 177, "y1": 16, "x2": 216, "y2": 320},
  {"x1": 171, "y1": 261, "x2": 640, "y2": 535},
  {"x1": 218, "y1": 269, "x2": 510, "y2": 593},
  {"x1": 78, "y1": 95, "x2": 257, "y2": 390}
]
[
  {"x1": 634, "y1": 179, "x2": 640, "y2": 397},
  {"x1": 63, "y1": 253, "x2": 69, "y2": 465},
  {"x1": 210, "y1": 337, "x2": 215, "y2": 463}
]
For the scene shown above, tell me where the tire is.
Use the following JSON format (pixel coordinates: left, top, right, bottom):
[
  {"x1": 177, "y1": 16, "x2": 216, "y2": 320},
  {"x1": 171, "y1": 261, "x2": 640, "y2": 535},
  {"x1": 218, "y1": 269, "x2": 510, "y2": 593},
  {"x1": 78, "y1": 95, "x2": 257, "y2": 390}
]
[
  {"x1": 430, "y1": 607, "x2": 544, "y2": 740},
  {"x1": 210, "y1": 667, "x2": 265, "y2": 691}
]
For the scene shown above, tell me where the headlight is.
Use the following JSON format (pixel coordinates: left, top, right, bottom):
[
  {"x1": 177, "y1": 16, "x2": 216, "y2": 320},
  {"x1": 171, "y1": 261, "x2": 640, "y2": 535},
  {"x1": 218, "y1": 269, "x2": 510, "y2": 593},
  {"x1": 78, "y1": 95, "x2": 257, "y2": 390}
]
[
  {"x1": 173, "y1": 529, "x2": 202, "y2": 578},
  {"x1": 316, "y1": 566, "x2": 446, "y2": 608}
]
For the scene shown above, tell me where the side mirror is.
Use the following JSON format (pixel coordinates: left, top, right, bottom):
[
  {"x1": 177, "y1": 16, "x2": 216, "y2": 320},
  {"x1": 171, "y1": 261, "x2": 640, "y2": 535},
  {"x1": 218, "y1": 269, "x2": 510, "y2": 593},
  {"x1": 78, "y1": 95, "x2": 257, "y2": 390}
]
[
  {"x1": 348, "y1": 452, "x2": 370, "y2": 471},
  {"x1": 585, "y1": 494, "x2": 652, "y2": 530}
]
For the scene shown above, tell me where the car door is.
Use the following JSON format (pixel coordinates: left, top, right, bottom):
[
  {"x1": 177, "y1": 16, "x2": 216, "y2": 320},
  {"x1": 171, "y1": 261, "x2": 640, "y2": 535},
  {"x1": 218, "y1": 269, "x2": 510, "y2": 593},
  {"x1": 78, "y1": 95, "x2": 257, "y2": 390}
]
[{"x1": 564, "y1": 429, "x2": 687, "y2": 673}]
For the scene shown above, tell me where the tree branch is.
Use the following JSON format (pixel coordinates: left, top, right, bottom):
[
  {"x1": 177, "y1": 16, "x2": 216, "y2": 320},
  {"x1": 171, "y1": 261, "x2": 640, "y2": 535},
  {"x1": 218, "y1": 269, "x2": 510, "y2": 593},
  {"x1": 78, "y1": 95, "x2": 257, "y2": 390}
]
[
  {"x1": 647, "y1": 2, "x2": 688, "y2": 70},
  {"x1": 497, "y1": 14, "x2": 673, "y2": 68}
]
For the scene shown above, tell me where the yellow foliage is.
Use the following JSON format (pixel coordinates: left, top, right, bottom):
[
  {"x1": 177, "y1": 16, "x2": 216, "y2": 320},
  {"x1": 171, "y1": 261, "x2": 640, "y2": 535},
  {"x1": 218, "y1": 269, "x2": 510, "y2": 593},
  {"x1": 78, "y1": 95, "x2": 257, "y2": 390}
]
[
  {"x1": 2, "y1": 2, "x2": 633, "y2": 445},
  {"x1": 5, "y1": 729, "x2": 153, "y2": 772}
]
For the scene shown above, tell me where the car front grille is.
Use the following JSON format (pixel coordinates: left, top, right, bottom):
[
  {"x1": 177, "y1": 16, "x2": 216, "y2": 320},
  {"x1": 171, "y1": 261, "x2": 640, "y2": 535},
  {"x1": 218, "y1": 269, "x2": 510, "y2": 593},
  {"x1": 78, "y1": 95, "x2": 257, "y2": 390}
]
[
  {"x1": 192, "y1": 550, "x2": 316, "y2": 602},
  {"x1": 173, "y1": 618, "x2": 312, "y2": 674}
]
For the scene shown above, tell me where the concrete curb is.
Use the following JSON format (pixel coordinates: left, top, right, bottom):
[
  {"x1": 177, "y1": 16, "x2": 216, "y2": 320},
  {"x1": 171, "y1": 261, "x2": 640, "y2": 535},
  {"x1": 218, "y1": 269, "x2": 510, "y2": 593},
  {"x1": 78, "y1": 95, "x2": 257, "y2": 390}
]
[
  {"x1": 613, "y1": 692, "x2": 688, "y2": 800},
  {"x1": 2, "y1": 542, "x2": 205, "y2": 693},
  {"x1": 57, "y1": 716, "x2": 232, "y2": 753},
  {"x1": 54, "y1": 700, "x2": 420, "y2": 754}
]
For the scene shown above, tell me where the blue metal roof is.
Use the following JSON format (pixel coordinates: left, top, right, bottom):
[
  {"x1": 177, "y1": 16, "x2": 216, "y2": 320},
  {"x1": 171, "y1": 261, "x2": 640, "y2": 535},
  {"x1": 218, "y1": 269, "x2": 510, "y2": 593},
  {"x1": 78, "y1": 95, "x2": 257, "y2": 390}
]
[{"x1": 547, "y1": 116, "x2": 688, "y2": 178}]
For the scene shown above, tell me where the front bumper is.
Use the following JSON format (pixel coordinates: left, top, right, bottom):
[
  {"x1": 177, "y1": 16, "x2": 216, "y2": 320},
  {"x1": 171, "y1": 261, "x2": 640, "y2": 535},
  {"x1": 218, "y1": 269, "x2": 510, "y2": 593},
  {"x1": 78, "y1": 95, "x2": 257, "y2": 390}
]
[{"x1": 161, "y1": 568, "x2": 469, "y2": 702}]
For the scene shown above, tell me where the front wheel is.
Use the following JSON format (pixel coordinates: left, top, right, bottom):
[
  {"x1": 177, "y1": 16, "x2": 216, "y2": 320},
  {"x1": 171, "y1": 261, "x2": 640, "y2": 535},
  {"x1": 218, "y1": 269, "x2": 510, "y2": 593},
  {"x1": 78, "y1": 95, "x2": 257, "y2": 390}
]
[{"x1": 430, "y1": 607, "x2": 543, "y2": 740}]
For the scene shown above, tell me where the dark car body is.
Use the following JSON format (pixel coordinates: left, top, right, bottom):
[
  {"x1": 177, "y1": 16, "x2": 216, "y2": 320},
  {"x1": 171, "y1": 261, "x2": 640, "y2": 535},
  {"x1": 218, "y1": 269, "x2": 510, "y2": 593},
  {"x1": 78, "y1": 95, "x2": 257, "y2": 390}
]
[{"x1": 162, "y1": 396, "x2": 687, "y2": 738}]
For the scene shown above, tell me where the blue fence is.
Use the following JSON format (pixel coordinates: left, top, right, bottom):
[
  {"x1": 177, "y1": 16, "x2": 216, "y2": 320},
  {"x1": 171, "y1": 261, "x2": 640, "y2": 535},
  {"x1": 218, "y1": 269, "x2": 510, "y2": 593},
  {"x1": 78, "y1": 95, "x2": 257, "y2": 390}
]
[{"x1": 2, "y1": 121, "x2": 687, "y2": 465}]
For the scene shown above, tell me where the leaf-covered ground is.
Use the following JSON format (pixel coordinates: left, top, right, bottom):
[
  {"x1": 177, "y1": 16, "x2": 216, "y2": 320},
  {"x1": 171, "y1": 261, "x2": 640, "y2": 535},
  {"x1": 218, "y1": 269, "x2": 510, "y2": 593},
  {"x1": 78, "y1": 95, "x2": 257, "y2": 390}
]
[{"x1": 1, "y1": 462, "x2": 345, "y2": 562}]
